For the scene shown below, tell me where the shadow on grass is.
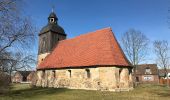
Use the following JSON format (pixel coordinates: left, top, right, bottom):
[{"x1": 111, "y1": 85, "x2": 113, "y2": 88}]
[
  {"x1": 152, "y1": 89, "x2": 170, "y2": 97},
  {"x1": 145, "y1": 84, "x2": 170, "y2": 97},
  {"x1": 4, "y1": 87, "x2": 71, "y2": 98}
]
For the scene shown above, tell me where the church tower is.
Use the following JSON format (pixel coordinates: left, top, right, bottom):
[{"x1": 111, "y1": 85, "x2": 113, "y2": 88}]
[{"x1": 38, "y1": 11, "x2": 67, "y2": 65}]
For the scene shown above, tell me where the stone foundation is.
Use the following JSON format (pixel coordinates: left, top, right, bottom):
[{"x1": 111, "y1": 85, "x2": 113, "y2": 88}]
[{"x1": 36, "y1": 66, "x2": 133, "y2": 91}]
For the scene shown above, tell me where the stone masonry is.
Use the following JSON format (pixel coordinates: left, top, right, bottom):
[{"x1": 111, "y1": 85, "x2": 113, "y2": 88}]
[{"x1": 36, "y1": 67, "x2": 133, "y2": 91}]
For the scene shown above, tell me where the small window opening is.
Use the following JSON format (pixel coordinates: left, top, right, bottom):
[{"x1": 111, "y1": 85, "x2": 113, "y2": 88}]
[
  {"x1": 52, "y1": 70, "x2": 56, "y2": 78},
  {"x1": 119, "y1": 68, "x2": 123, "y2": 76},
  {"x1": 42, "y1": 70, "x2": 45, "y2": 79},
  {"x1": 136, "y1": 77, "x2": 139, "y2": 82},
  {"x1": 68, "y1": 70, "x2": 71, "y2": 78},
  {"x1": 128, "y1": 68, "x2": 132, "y2": 75},
  {"x1": 86, "y1": 69, "x2": 90, "y2": 78},
  {"x1": 119, "y1": 68, "x2": 123, "y2": 81},
  {"x1": 50, "y1": 18, "x2": 54, "y2": 23}
]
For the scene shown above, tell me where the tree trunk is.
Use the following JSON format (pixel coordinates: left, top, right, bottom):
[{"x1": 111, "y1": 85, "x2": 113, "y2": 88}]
[
  {"x1": 166, "y1": 73, "x2": 169, "y2": 88},
  {"x1": 9, "y1": 65, "x2": 13, "y2": 83},
  {"x1": 164, "y1": 68, "x2": 169, "y2": 88},
  {"x1": 133, "y1": 66, "x2": 137, "y2": 87}
]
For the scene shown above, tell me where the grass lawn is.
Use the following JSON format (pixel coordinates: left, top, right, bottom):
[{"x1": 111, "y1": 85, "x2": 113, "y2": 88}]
[{"x1": 0, "y1": 84, "x2": 170, "y2": 100}]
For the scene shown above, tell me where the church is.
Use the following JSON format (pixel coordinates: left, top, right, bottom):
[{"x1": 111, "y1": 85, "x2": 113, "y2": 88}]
[{"x1": 35, "y1": 10, "x2": 133, "y2": 91}]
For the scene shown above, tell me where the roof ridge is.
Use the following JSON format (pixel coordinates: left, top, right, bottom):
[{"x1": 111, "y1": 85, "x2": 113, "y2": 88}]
[
  {"x1": 59, "y1": 27, "x2": 112, "y2": 42},
  {"x1": 81, "y1": 27, "x2": 112, "y2": 36}
]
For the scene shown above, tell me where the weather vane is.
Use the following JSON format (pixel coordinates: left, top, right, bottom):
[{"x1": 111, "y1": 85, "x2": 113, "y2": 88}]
[{"x1": 52, "y1": 4, "x2": 55, "y2": 12}]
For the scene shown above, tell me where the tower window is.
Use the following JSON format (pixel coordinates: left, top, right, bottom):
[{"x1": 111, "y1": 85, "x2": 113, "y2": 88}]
[
  {"x1": 86, "y1": 69, "x2": 90, "y2": 78},
  {"x1": 50, "y1": 18, "x2": 55, "y2": 23}
]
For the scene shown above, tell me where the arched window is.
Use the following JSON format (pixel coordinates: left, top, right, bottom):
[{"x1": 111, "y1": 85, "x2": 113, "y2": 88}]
[{"x1": 86, "y1": 69, "x2": 90, "y2": 78}]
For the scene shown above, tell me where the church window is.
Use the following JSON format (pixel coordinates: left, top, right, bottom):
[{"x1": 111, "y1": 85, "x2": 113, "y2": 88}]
[
  {"x1": 86, "y1": 69, "x2": 90, "y2": 78},
  {"x1": 52, "y1": 70, "x2": 56, "y2": 78},
  {"x1": 42, "y1": 70, "x2": 45, "y2": 79},
  {"x1": 119, "y1": 68, "x2": 123, "y2": 81},
  {"x1": 119, "y1": 68, "x2": 123, "y2": 76},
  {"x1": 68, "y1": 70, "x2": 71, "y2": 78}
]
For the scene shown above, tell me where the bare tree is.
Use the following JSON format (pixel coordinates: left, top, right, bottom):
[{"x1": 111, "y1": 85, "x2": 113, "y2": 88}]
[
  {"x1": 121, "y1": 29, "x2": 149, "y2": 85},
  {"x1": 0, "y1": 0, "x2": 36, "y2": 92},
  {"x1": 0, "y1": 0, "x2": 36, "y2": 69},
  {"x1": 0, "y1": 0, "x2": 35, "y2": 54},
  {"x1": 7, "y1": 52, "x2": 36, "y2": 82},
  {"x1": 153, "y1": 40, "x2": 170, "y2": 87}
]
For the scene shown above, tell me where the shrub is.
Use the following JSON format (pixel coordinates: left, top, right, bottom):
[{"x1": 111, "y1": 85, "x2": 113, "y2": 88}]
[{"x1": 0, "y1": 71, "x2": 10, "y2": 94}]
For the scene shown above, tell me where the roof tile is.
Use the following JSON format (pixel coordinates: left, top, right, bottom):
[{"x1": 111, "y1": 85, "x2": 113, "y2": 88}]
[{"x1": 37, "y1": 27, "x2": 131, "y2": 69}]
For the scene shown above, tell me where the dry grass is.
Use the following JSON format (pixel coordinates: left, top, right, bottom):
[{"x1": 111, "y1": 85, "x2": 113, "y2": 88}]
[{"x1": 0, "y1": 84, "x2": 170, "y2": 100}]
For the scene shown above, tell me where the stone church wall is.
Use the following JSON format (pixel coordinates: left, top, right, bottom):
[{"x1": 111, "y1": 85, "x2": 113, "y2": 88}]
[
  {"x1": 37, "y1": 53, "x2": 50, "y2": 65},
  {"x1": 36, "y1": 66, "x2": 133, "y2": 91}
]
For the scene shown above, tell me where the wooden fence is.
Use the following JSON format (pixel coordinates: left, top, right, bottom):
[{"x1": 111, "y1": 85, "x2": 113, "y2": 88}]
[{"x1": 159, "y1": 78, "x2": 170, "y2": 85}]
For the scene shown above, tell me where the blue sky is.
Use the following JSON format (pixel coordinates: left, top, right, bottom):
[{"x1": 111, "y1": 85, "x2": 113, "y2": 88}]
[{"x1": 23, "y1": 0, "x2": 170, "y2": 64}]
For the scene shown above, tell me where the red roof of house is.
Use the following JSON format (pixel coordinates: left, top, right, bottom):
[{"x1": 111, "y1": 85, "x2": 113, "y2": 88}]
[{"x1": 37, "y1": 28, "x2": 131, "y2": 69}]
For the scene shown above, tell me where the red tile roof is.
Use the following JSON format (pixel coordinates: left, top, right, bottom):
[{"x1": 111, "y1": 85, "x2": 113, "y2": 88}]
[{"x1": 37, "y1": 27, "x2": 131, "y2": 69}]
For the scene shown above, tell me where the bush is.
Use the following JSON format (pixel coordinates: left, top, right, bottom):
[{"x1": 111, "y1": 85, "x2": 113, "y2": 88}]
[{"x1": 0, "y1": 71, "x2": 10, "y2": 94}]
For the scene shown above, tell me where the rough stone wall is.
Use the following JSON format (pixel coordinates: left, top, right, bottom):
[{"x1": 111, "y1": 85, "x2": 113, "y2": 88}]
[
  {"x1": 119, "y1": 68, "x2": 130, "y2": 88},
  {"x1": 36, "y1": 66, "x2": 133, "y2": 91},
  {"x1": 37, "y1": 53, "x2": 50, "y2": 65},
  {"x1": 99, "y1": 67, "x2": 132, "y2": 91},
  {"x1": 99, "y1": 67, "x2": 117, "y2": 90}
]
